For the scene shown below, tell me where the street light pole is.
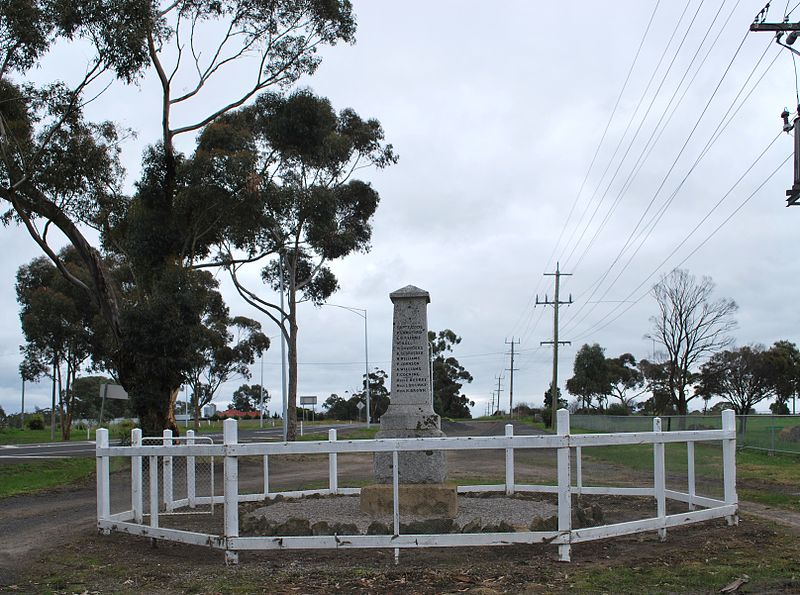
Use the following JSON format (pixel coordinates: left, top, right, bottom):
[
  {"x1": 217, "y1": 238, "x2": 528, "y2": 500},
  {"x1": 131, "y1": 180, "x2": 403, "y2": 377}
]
[
  {"x1": 259, "y1": 350, "x2": 264, "y2": 429},
  {"x1": 323, "y1": 304, "x2": 370, "y2": 428}
]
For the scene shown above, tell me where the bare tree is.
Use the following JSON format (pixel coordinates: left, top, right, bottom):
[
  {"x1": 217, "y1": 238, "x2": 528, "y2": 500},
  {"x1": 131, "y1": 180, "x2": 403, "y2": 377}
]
[{"x1": 647, "y1": 269, "x2": 737, "y2": 417}]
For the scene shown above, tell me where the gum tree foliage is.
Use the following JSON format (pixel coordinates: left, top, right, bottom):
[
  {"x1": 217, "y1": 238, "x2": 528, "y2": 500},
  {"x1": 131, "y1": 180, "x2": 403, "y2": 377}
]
[
  {"x1": 199, "y1": 89, "x2": 396, "y2": 440},
  {"x1": 605, "y1": 353, "x2": 645, "y2": 410},
  {"x1": 0, "y1": 0, "x2": 357, "y2": 434},
  {"x1": 185, "y1": 312, "x2": 269, "y2": 429},
  {"x1": 230, "y1": 384, "x2": 268, "y2": 413},
  {"x1": 351, "y1": 368, "x2": 390, "y2": 422},
  {"x1": 428, "y1": 330, "x2": 474, "y2": 419},
  {"x1": 543, "y1": 386, "x2": 566, "y2": 428},
  {"x1": 697, "y1": 345, "x2": 776, "y2": 432},
  {"x1": 566, "y1": 343, "x2": 610, "y2": 411},
  {"x1": 647, "y1": 269, "x2": 737, "y2": 417},
  {"x1": 637, "y1": 358, "x2": 677, "y2": 415},
  {"x1": 16, "y1": 249, "x2": 100, "y2": 439},
  {"x1": 763, "y1": 340, "x2": 800, "y2": 415},
  {"x1": 322, "y1": 393, "x2": 356, "y2": 420}
]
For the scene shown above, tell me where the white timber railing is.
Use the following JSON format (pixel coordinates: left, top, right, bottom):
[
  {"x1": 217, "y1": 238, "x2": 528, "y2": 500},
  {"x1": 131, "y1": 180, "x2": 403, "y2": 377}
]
[{"x1": 96, "y1": 409, "x2": 738, "y2": 564}]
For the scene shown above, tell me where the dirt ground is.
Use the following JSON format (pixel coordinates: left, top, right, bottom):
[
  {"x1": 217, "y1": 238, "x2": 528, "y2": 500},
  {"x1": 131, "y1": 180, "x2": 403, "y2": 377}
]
[{"x1": 1, "y1": 420, "x2": 798, "y2": 594}]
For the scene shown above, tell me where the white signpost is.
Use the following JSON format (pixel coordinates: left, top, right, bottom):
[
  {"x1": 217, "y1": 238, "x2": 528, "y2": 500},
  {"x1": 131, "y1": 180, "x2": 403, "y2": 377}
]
[
  {"x1": 300, "y1": 396, "x2": 318, "y2": 423},
  {"x1": 99, "y1": 383, "x2": 129, "y2": 426}
]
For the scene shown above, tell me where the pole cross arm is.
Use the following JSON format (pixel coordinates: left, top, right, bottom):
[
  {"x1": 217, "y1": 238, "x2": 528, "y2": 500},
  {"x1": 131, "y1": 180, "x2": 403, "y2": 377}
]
[{"x1": 750, "y1": 23, "x2": 800, "y2": 31}]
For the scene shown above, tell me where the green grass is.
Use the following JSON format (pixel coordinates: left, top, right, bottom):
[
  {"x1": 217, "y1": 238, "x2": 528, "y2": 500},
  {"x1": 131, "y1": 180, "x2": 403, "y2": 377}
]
[{"x1": 0, "y1": 458, "x2": 96, "y2": 498}]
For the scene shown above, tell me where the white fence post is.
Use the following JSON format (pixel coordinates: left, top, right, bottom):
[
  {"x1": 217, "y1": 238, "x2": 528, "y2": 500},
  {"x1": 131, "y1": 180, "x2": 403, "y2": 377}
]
[
  {"x1": 131, "y1": 428, "x2": 143, "y2": 523},
  {"x1": 505, "y1": 424, "x2": 515, "y2": 495},
  {"x1": 722, "y1": 409, "x2": 738, "y2": 525},
  {"x1": 223, "y1": 418, "x2": 239, "y2": 564},
  {"x1": 163, "y1": 429, "x2": 174, "y2": 512},
  {"x1": 686, "y1": 441, "x2": 695, "y2": 511},
  {"x1": 556, "y1": 409, "x2": 571, "y2": 562},
  {"x1": 329, "y1": 429, "x2": 338, "y2": 494},
  {"x1": 186, "y1": 429, "x2": 196, "y2": 509},
  {"x1": 149, "y1": 455, "x2": 159, "y2": 529},
  {"x1": 263, "y1": 455, "x2": 270, "y2": 498},
  {"x1": 575, "y1": 446, "x2": 583, "y2": 497},
  {"x1": 392, "y1": 449, "x2": 400, "y2": 565},
  {"x1": 653, "y1": 417, "x2": 666, "y2": 541},
  {"x1": 96, "y1": 428, "x2": 110, "y2": 534}
]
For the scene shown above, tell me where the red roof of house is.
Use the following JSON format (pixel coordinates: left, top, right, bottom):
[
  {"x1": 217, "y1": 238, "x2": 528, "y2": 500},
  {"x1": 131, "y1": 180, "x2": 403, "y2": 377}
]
[{"x1": 220, "y1": 409, "x2": 258, "y2": 418}]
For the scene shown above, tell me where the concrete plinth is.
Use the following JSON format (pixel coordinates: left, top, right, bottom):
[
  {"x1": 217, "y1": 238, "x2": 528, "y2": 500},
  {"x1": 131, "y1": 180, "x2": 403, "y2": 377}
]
[{"x1": 360, "y1": 483, "x2": 458, "y2": 518}]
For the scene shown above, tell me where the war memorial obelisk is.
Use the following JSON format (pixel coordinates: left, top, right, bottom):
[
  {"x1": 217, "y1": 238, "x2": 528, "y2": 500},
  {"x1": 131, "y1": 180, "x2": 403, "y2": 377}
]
[{"x1": 360, "y1": 285, "x2": 457, "y2": 516}]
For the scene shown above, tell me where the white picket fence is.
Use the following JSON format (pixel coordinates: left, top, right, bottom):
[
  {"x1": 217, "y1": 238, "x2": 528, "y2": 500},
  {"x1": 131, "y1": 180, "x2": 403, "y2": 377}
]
[{"x1": 95, "y1": 409, "x2": 738, "y2": 564}]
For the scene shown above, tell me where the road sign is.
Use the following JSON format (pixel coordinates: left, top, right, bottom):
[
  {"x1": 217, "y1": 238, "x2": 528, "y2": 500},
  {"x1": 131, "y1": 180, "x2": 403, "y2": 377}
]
[
  {"x1": 99, "y1": 384, "x2": 129, "y2": 400},
  {"x1": 356, "y1": 401, "x2": 364, "y2": 410},
  {"x1": 299, "y1": 395, "x2": 317, "y2": 406}
]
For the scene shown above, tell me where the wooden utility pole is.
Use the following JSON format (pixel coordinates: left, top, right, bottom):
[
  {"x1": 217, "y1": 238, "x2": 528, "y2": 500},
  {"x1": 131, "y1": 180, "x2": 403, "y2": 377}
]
[
  {"x1": 505, "y1": 338, "x2": 520, "y2": 418},
  {"x1": 750, "y1": 13, "x2": 800, "y2": 205},
  {"x1": 536, "y1": 262, "x2": 572, "y2": 429},
  {"x1": 494, "y1": 375, "x2": 504, "y2": 415}
]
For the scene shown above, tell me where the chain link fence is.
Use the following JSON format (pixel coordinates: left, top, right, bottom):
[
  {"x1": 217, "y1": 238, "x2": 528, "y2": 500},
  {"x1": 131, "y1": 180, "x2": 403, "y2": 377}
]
[{"x1": 570, "y1": 414, "x2": 800, "y2": 455}]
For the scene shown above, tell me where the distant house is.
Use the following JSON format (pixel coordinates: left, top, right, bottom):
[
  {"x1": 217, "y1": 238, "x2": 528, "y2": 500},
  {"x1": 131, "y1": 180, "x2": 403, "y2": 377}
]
[{"x1": 219, "y1": 409, "x2": 259, "y2": 419}]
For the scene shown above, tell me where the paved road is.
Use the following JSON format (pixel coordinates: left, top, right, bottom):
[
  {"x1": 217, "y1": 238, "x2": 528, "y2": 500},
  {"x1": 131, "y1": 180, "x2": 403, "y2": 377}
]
[{"x1": 0, "y1": 422, "x2": 366, "y2": 464}]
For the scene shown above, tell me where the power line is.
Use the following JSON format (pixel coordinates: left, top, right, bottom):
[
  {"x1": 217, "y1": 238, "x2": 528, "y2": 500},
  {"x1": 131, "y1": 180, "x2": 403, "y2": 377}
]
[
  {"x1": 560, "y1": 26, "x2": 756, "y2": 334},
  {"x1": 571, "y1": 150, "x2": 791, "y2": 341},
  {"x1": 563, "y1": 37, "x2": 778, "y2": 336},
  {"x1": 566, "y1": 0, "x2": 735, "y2": 276}
]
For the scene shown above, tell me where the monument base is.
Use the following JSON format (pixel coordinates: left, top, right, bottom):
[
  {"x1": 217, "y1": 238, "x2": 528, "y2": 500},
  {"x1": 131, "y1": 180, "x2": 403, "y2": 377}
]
[
  {"x1": 360, "y1": 483, "x2": 458, "y2": 518},
  {"x1": 373, "y1": 427, "x2": 447, "y2": 483}
]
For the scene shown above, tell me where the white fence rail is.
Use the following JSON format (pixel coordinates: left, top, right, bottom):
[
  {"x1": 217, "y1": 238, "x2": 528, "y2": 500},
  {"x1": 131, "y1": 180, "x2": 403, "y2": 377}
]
[{"x1": 96, "y1": 409, "x2": 738, "y2": 564}]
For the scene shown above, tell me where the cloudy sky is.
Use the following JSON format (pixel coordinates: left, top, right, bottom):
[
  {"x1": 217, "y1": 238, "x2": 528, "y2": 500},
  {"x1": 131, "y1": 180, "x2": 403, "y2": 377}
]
[{"x1": 2, "y1": 0, "x2": 799, "y2": 418}]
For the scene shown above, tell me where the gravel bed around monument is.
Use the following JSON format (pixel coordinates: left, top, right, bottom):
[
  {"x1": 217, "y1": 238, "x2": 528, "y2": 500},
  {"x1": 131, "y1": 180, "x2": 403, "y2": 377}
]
[{"x1": 243, "y1": 494, "x2": 558, "y2": 534}]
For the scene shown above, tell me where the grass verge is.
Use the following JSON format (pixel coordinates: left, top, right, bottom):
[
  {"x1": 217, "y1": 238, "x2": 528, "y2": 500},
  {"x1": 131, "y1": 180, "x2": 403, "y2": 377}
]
[{"x1": 0, "y1": 458, "x2": 96, "y2": 498}]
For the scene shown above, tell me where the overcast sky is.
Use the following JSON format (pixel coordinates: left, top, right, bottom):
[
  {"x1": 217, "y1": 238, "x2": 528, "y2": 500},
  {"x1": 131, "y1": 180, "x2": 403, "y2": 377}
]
[{"x1": 2, "y1": 0, "x2": 799, "y2": 418}]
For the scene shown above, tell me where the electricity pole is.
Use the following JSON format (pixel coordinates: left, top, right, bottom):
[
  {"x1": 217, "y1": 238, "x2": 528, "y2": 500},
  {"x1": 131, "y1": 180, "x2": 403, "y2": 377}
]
[
  {"x1": 750, "y1": 12, "x2": 800, "y2": 204},
  {"x1": 505, "y1": 338, "x2": 520, "y2": 418},
  {"x1": 494, "y1": 375, "x2": 504, "y2": 416},
  {"x1": 536, "y1": 262, "x2": 572, "y2": 429}
]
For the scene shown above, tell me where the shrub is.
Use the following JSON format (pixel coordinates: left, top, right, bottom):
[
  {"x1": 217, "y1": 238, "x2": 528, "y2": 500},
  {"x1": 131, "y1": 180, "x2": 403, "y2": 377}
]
[
  {"x1": 210, "y1": 413, "x2": 220, "y2": 422},
  {"x1": 27, "y1": 417, "x2": 44, "y2": 430},
  {"x1": 606, "y1": 403, "x2": 630, "y2": 416}
]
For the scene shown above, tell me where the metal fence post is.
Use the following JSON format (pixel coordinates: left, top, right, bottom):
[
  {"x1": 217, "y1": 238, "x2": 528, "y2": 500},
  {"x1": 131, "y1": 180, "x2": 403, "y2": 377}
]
[
  {"x1": 653, "y1": 417, "x2": 666, "y2": 541},
  {"x1": 329, "y1": 429, "x2": 338, "y2": 494},
  {"x1": 96, "y1": 428, "x2": 110, "y2": 534},
  {"x1": 686, "y1": 441, "x2": 695, "y2": 511},
  {"x1": 163, "y1": 429, "x2": 173, "y2": 512},
  {"x1": 505, "y1": 423, "x2": 515, "y2": 495},
  {"x1": 186, "y1": 429, "x2": 196, "y2": 509},
  {"x1": 557, "y1": 409, "x2": 571, "y2": 562},
  {"x1": 131, "y1": 428, "x2": 143, "y2": 523},
  {"x1": 722, "y1": 410, "x2": 739, "y2": 526},
  {"x1": 223, "y1": 418, "x2": 239, "y2": 564}
]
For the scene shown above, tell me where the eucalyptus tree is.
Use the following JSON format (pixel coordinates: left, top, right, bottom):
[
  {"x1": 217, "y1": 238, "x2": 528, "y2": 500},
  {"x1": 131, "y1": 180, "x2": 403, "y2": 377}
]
[
  {"x1": 428, "y1": 330, "x2": 474, "y2": 419},
  {"x1": 566, "y1": 343, "x2": 610, "y2": 411},
  {"x1": 194, "y1": 89, "x2": 396, "y2": 439},
  {"x1": 647, "y1": 269, "x2": 737, "y2": 418},
  {"x1": 1, "y1": 0, "x2": 357, "y2": 434},
  {"x1": 16, "y1": 249, "x2": 99, "y2": 439},
  {"x1": 186, "y1": 314, "x2": 269, "y2": 429}
]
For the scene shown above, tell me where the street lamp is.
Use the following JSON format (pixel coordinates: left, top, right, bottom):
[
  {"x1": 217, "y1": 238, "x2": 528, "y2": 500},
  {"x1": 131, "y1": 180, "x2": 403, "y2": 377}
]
[{"x1": 323, "y1": 304, "x2": 370, "y2": 428}]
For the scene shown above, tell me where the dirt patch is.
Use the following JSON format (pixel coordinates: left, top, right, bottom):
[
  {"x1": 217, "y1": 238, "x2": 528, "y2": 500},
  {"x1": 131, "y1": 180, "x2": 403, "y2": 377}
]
[{"x1": 3, "y1": 514, "x2": 799, "y2": 594}]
